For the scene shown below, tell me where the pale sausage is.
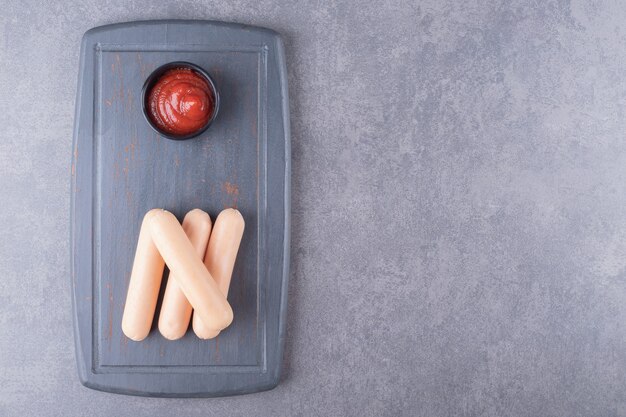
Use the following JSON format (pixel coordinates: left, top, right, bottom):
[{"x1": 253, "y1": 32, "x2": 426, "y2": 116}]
[
  {"x1": 121, "y1": 209, "x2": 166, "y2": 341},
  {"x1": 148, "y1": 209, "x2": 233, "y2": 331},
  {"x1": 193, "y1": 208, "x2": 245, "y2": 339},
  {"x1": 158, "y1": 209, "x2": 212, "y2": 340}
]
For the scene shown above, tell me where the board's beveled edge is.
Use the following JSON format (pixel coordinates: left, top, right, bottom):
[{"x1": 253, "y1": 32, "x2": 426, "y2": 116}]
[
  {"x1": 84, "y1": 19, "x2": 282, "y2": 39},
  {"x1": 274, "y1": 31, "x2": 291, "y2": 388},
  {"x1": 71, "y1": 27, "x2": 96, "y2": 390},
  {"x1": 71, "y1": 21, "x2": 290, "y2": 397}
]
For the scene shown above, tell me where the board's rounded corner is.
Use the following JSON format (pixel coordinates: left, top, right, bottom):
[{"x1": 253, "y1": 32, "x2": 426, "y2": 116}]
[
  {"x1": 81, "y1": 24, "x2": 108, "y2": 45},
  {"x1": 262, "y1": 27, "x2": 284, "y2": 42},
  {"x1": 81, "y1": 26, "x2": 98, "y2": 40},
  {"x1": 77, "y1": 368, "x2": 97, "y2": 391},
  {"x1": 267, "y1": 373, "x2": 281, "y2": 391},
  {"x1": 271, "y1": 31, "x2": 286, "y2": 48},
  {"x1": 256, "y1": 368, "x2": 283, "y2": 393},
  {"x1": 249, "y1": 374, "x2": 281, "y2": 395}
]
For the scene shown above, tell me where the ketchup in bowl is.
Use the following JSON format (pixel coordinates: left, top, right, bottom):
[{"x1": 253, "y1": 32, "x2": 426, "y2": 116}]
[{"x1": 142, "y1": 63, "x2": 219, "y2": 140}]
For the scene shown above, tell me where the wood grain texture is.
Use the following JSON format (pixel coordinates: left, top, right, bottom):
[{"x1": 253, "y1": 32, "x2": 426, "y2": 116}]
[{"x1": 71, "y1": 20, "x2": 290, "y2": 397}]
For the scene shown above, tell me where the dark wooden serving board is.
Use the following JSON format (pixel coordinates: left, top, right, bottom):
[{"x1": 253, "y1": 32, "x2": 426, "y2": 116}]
[{"x1": 70, "y1": 20, "x2": 290, "y2": 397}]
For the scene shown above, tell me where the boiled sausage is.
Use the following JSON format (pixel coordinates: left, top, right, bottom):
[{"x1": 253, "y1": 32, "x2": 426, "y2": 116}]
[
  {"x1": 158, "y1": 209, "x2": 212, "y2": 340},
  {"x1": 121, "y1": 209, "x2": 166, "y2": 341},
  {"x1": 148, "y1": 209, "x2": 233, "y2": 331},
  {"x1": 193, "y1": 208, "x2": 245, "y2": 339}
]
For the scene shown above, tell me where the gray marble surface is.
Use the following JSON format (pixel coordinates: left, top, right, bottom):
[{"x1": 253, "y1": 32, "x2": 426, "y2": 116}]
[{"x1": 1, "y1": 1, "x2": 625, "y2": 416}]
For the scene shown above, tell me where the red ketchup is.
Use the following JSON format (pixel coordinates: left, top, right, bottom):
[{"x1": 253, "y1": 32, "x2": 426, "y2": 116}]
[{"x1": 147, "y1": 68, "x2": 215, "y2": 136}]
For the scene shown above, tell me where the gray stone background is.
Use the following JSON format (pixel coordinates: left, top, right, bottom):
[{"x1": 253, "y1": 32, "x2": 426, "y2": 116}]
[{"x1": 1, "y1": 0, "x2": 625, "y2": 416}]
